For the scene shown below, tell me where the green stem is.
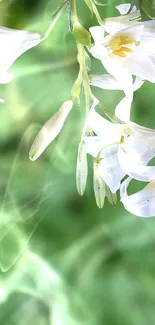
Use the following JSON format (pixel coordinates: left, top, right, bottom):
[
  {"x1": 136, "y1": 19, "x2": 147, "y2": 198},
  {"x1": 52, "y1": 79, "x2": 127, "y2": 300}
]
[
  {"x1": 77, "y1": 43, "x2": 91, "y2": 115},
  {"x1": 70, "y1": 0, "x2": 118, "y2": 123},
  {"x1": 70, "y1": 0, "x2": 78, "y2": 22}
]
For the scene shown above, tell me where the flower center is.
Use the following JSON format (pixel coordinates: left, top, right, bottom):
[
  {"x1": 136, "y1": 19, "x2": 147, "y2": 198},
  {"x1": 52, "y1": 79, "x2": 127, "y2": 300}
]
[{"x1": 109, "y1": 35, "x2": 135, "y2": 58}]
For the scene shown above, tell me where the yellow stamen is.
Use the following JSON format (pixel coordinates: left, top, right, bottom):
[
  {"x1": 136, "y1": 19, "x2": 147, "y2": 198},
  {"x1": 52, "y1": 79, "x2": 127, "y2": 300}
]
[
  {"x1": 121, "y1": 46, "x2": 133, "y2": 53},
  {"x1": 121, "y1": 40, "x2": 134, "y2": 45},
  {"x1": 109, "y1": 34, "x2": 135, "y2": 58},
  {"x1": 113, "y1": 50, "x2": 126, "y2": 58}
]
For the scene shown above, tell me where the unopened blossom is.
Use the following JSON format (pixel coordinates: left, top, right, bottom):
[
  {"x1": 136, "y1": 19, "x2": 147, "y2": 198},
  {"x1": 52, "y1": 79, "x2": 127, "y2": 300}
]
[
  {"x1": 120, "y1": 177, "x2": 155, "y2": 217},
  {"x1": 29, "y1": 100, "x2": 73, "y2": 161},
  {"x1": 76, "y1": 98, "x2": 99, "y2": 195},
  {"x1": 83, "y1": 97, "x2": 155, "y2": 194},
  {"x1": 89, "y1": 6, "x2": 155, "y2": 98},
  {"x1": 93, "y1": 159, "x2": 105, "y2": 208},
  {"x1": 76, "y1": 141, "x2": 88, "y2": 196},
  {"x1": 0, "y1": 26, "x2": 41, "y2": 84}
]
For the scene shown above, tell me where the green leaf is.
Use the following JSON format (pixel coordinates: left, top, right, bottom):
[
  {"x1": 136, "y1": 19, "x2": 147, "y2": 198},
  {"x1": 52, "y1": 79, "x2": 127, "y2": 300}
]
[
  {"x1": 140, "y1": 0, "x2": 155, "y2": 19},
  {"x1": 72, "y1": 22, "x2": 91, "y2": 45},
  {"x1": 43, "y1": 0, "x2": 68, "y2": 40}
]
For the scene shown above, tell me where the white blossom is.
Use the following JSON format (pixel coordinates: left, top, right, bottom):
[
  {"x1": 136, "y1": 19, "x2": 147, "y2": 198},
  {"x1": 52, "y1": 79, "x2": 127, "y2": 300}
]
[
  {"x1": 83, "y1": 97, "x2": 155, "y2": 193},
  {"x1": 29, "y1": 100, "x2": 73, "y2": 161},
  {"x1": 120, "y1": 177, "x2": 155, "y2": 217},
  {"x1": 0, "y1": 26, "x2": 41, "y2": 84},
  {"x1": 89, "y1": 7, "x2": 155, "y2": 99}
]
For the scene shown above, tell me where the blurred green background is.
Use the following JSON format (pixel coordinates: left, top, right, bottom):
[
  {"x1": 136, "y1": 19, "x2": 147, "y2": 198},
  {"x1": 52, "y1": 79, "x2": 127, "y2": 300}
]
[{"x1": 1, "y1": 0, "x2": 155, "y2": 324}]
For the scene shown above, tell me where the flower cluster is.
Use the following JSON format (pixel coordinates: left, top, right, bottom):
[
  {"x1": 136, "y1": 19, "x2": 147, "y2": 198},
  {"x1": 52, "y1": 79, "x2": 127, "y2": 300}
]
[
  {"x1": 28, "y1": 2, "x2": 155, "y2": 217},
  {"x1": 2, "y1": 1, "x2": 155, "y2": 217}
]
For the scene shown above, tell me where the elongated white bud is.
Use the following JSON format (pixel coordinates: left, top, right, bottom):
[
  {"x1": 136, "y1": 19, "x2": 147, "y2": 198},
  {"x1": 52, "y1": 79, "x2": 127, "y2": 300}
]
[
  {"x1": 93, "y1": 160, "x2": 105, "y2": 208},
  {"x1": 76, "y1": 141, "x2": 88, "y2": 196},
  {"x1": 29, "y1": 100, "x2": 73, "y2": 161}
]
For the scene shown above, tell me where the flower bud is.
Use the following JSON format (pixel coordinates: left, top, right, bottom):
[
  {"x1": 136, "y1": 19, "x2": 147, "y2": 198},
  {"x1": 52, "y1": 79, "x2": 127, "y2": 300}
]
[
  {"x1": 76, "y1": 141, "x2": 88, "y2": 195},
  {"x1": 93, "y1": 160, "x2": 105, "y2": 208},
  {"x1": 29, "y1": 100, "x2": 73, "y2": 161}
]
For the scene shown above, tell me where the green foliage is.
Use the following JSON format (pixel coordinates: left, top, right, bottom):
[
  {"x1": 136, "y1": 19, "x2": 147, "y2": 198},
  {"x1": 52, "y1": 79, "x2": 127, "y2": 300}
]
[{"x1": 139, "y1": 0, "x2": 155, "y2": 19}]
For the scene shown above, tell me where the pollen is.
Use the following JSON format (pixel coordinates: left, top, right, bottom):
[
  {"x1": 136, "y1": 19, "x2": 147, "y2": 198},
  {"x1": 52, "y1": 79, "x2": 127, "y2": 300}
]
[{"x1": 110, "y1": 35, "x2": 134, "y2": 58}]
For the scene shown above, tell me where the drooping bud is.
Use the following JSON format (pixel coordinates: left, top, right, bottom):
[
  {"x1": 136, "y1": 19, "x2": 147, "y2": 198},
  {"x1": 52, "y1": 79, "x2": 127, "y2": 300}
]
[
  {"x1": 93, "y1": 160, "x2": 105, "y2": 208},
  {"x1": 29, "y1": 100, "x2": 73, "y2": 161},
  {"x1": 76, "y1": 141, "x2": 88, "y2": 195}
]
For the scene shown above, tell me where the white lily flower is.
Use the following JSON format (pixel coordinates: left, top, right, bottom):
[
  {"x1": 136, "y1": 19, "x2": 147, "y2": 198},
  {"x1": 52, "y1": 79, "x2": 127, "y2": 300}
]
[
  {"x1": 29, "y1": 100, "x2": 73, "y2": 161},
  {"x1": 0, "y1": 26, "x2": 41, "y2": 83},
  {"x1": 83, "y1": 102, "x2": 126, "y2": 193},
  {"x1": 84, "y1": 97, "x2": 155, "y2": 193},
  {"x1": 89, "y1": 11, "x2": 155, "y2": 98},
  {"x1": 120, "y1": 177, "x2": 155, "y2": 217}
]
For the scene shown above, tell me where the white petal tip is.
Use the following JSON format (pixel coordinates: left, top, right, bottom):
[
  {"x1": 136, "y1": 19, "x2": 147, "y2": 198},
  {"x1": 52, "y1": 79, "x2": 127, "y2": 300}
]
[{"x1": 29, "y1": 100, "x2": 73, "y2": 162}]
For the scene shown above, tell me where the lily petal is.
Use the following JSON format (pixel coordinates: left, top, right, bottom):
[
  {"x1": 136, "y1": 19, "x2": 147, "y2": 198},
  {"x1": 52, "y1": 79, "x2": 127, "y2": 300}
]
[
  {"x1": 120, "y1": 177, "x2": 155, "y2": 217},
  {"x1": 133, "y1": 76, "x2": 145, "y2": 91},
  {"x1": 118, "y1": 145, "x2": 155, "y2": 181},
  {"x1": 87, "y1": 109, "x2": 121, "y2": 143},
  {"x1": 116, "y1": 4, "x2": 138, "y2": 15},
  {"x1": 89, "y1": 26, "x2": 105, "y2": 44},
  {"x1": 89, "y1": 73, "x2": 122, "y2": 90},
  {"x1": 0, "y1": 26, "x2": 41, "y2": 78},
  {"x1": 125, "y1": 54, "x2": 155, "y2": 82},
  {"x1": 115, "y1": 97, "x2": 132, "y2": 122},
  {"x1": 84, "y1": 136, "x2": 105, "y2": 157},
  {"x1": 104, "y1": 6, "x2": 140, "y2": 34},
  {"x1": 98, "y1": 145, "x2": 125, "y2": 193},
  {"x1": 101, "y1": 58, "x2": 134, "y2": 99}
]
